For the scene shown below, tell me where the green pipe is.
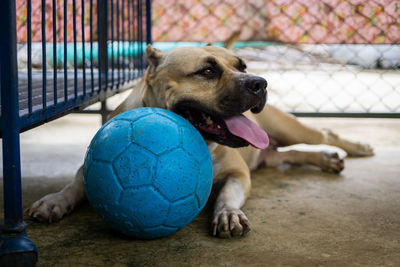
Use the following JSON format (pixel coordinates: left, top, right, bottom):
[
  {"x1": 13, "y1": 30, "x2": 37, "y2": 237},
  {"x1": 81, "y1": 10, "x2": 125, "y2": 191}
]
[{"x1": 38, "y1": 41, "x2": 274, "y2": 67}]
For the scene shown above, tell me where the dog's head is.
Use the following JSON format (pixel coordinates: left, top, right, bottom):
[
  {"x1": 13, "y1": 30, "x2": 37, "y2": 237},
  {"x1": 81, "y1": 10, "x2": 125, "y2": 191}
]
[{"x1": 143, "y1": 44, "x2": 268, "y2": 149}]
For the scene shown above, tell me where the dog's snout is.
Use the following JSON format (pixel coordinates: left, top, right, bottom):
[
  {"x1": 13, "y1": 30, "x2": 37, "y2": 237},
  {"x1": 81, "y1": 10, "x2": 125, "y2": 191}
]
[{"x1": 245, "y1": 76, "x2": 267, "y2": 95}]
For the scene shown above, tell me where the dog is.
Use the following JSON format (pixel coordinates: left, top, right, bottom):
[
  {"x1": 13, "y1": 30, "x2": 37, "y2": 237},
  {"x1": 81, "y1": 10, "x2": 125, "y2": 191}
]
[{"x1": 27, "y1": 45, "x2": 374, "y2": 238}]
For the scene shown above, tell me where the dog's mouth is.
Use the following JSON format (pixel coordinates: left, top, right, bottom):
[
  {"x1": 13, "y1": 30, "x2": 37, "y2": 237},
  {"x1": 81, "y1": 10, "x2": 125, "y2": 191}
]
[{"x1": 174, "y1": 103, "x2": 269, "y2": 149}]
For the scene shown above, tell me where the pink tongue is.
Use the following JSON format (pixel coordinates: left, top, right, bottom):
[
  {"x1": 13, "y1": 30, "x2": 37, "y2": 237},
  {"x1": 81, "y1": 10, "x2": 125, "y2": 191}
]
[{"x1": 224, "y1": 115, "x2": 269, "y2": 149}]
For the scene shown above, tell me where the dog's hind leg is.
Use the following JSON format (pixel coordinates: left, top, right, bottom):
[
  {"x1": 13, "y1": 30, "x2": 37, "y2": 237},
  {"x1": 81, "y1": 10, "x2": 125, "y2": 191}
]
[
  {"x1": 263, "y1": 149, "x2": 344, "y2": 173},
  {"x1": 27, "y1": 165, "x2": 85, "y2": 222},
  {"x1": 211, "y1": 146, "x2": 252, "y2": 238},
  {"x1": 253, "y1": 105, "x2": 374, "y2": 157}
]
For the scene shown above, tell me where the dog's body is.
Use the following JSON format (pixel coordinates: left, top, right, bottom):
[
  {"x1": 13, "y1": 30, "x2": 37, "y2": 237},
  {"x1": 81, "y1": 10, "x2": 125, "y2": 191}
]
[{"x1": 28, "y1": 45, "x2": 373, "y2": 238}]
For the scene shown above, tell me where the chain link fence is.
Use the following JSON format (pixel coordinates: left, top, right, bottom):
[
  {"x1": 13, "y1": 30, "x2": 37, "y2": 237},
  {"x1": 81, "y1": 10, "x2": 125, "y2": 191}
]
[
  {"x1": 152, "y1": 0, "x2": 400, "y2": 116},
  {"x1": 15, "y1": 0, "x2": 400, "y2": 116}
]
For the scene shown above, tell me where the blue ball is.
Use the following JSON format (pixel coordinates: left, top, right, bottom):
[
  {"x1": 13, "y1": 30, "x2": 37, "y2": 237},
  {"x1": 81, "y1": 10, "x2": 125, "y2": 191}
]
[{"x1": 83, "y1": 107, "x2": 213, "y2": 239}]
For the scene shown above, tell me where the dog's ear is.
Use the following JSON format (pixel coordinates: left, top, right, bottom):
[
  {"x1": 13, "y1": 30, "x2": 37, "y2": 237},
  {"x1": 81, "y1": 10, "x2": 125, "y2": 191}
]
[
  {"x1": 224, "y1": 31, "x2": 241, "y2": 50},
  {"x1": 146, "y1": 44, "x2": 163, "y2": 67}
]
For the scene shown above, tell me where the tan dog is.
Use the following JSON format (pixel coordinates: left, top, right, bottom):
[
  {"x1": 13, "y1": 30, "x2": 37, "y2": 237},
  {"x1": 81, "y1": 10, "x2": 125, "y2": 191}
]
[{"x1": 27, "y1": 45, "x2": 373, "y2": 238}]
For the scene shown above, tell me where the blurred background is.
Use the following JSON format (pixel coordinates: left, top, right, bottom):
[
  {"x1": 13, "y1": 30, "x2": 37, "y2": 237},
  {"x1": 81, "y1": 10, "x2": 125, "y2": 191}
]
[{"x1": 15, "y1": 0, "x2": 400, "y2": 116}]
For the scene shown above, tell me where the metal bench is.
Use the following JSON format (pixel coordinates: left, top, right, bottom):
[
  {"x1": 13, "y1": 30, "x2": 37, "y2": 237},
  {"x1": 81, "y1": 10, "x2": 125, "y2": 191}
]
[{"x1": 0, "y1": 0, "x2": 151, "y2": 265}]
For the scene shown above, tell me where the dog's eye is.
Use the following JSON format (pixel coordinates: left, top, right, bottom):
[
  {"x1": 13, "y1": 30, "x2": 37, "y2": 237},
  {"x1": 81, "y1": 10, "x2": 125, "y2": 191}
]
[
  {"x1": 237, "y1": 64, "x2": 247, "y2": 72},
  {"x1": 191, "y1": 66, "x2": 220, "y2": 79},
  {"x1": 202, "y1": 68, "x2": 215, "y2": 76},
  {"x1": 236, "y1": 57, "x2": 247, "y2": 72}
]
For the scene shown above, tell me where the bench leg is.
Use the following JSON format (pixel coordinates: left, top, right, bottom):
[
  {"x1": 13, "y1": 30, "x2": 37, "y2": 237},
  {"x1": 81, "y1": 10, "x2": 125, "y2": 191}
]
[
  {"x1": 0, "y1": 131, "x2": 38, "y2": 266},
  {"x1": 0, "y1": 234, "x2": 37, "y2": 267},
  {"x1": 0, "y1": 126, "x2": 37, "y2": 266},
  {"x1": 100, "y1": 100, "x2": 109, "y2": 125}
]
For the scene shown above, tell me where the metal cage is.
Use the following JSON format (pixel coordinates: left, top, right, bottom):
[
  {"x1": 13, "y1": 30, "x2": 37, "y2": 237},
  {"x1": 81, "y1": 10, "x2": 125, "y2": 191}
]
[{"x1": 0, "y1": 0, "x2": 151, "y2": 265}]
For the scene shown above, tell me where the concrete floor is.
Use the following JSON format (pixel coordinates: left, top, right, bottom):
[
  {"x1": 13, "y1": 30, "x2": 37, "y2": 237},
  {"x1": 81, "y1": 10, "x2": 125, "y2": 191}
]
[{"x1": 1, "y1": 113, "x2": 400, "y2": 266}]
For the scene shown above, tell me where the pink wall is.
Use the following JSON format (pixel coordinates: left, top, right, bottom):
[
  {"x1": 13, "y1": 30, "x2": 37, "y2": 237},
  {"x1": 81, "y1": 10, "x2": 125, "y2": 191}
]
[{"x1": 16, "y1": 0, "x2": 400, "y2": 44}]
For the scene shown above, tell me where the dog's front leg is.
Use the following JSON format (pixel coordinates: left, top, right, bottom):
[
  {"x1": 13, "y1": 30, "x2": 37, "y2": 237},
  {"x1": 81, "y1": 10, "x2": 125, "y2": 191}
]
[
  {"x1": 28, "y1": 87, "x2": 146, "y2": 222},
  {"x1": 212, "y1": 177, "x2": 251, "y2": 238},
  {"x1": 27, "y1": 166, "x2": 85, "y2": 222},
  {"x1": 211, "y1": 146, "x2": 251, "y2": 238}
]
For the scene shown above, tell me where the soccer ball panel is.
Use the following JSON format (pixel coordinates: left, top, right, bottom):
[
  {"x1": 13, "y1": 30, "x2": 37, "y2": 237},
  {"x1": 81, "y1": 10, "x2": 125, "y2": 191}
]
[
  {"x1": 112, "y1": 108, "x2": 155, "y2": 122},
  {"x1": 92, "y1": 203, "x2": 143, "y2": 237},
  {"x1": 195, "y1": 157, "x2": 213, "y2": 208},
  {"x1": 113, "y1": 143, "x2": 157, "y2": 189},
  {"x1": 91, "y1": 120, "x2": 133, "y2": 162},
  {"x1": 180, "y1": 126, "x2": 210, "y2": 162},
  {"x1": 119, "y1": 187, "x2": 170, "y2": 228},
  {"x1": 165, "y1": 195, "x2": 199, "y2": 228},
  {"x1": 154, "y1": 148, "x2": 199, "y2": 202},
  {"x1": 132, "y1": 114, "x2": 180, "y2": 155},
  {"x1": 153, "y1": 109, "x2": 182, "y2": 124},
  {"x1": 84, "y1": 161, "x2": 123, "y2": 205}
]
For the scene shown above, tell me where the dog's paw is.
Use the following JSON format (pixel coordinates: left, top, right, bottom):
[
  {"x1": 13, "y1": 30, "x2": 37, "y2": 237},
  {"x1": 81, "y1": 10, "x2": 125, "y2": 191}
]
[
  {"x1": 324, "y1": 129, "x2": 374, "y2": 157},
  {"x1": 320, "y1": 152, "x2": 344, "y2": 174},
  {"x1": 212, "y1": 207, "x2": 250, "y2": 238},
  {"x1": 345, "y1": 142, "x2": 374, "y2": 157},
  {"x1": 26, "y1": 192, "x2": 74, "y2": 223}
]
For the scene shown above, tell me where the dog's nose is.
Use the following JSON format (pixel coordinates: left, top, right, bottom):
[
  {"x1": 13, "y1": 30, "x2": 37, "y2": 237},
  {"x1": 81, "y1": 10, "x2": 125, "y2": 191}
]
[{"x1": 245, "y1": 76, "x2": 267, "y2": 95}]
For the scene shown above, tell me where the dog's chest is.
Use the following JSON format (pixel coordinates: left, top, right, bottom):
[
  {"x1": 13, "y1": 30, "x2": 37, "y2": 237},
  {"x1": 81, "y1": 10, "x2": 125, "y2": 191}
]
[{"x1": 238, "y1": 146, "x2": 263, "y2": 171}]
